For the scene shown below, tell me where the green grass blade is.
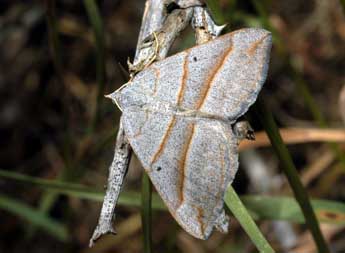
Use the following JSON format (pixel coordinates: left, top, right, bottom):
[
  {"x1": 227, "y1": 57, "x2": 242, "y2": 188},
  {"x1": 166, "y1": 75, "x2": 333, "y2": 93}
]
[
  {"x1": 0, "y1": 193, "x2": 68, "y2": 241},
  {"x1": 2, "y1": 169, "x2": 345, "y2": 224},
  {"x1": 245, "y1": 2, "x2": 333, "y2": 251},
  {"x1": 225, "y1": 186, "x2": 275, "y2": 253},
  {"x1": 141, "y1": 173, "x2": 153, "y2": 253},
  {"x1": 253, "y1": 99, "x2": 330, "y2": 253},
  {"x1": 83, "y1": 0, "x2": 106, "y2": 130},
  {"x1": 242, "y1": 196, "x2": 345, "y2": 224}
]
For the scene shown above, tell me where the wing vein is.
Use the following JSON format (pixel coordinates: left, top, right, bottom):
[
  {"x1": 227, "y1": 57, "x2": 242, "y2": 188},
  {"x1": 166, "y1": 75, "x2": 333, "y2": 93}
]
[
  {"x1": 178, "y1": 123, "x2": 195, "y2": 205},
  {"x1": 151, "y1": 66, "x2": 160, "y2": 96},
  {"x1": 177, "y1": 50, "x2": 190, "y2": 105},
  {"x1": 196, "y1": 42, "x2": 234, "y2": 110},
  {"x1": 247, "y1": 34, "x2": 270, "y2": 56},
  {"x1": 150, "y1": 116, "x2": 177, "y2": 165}
]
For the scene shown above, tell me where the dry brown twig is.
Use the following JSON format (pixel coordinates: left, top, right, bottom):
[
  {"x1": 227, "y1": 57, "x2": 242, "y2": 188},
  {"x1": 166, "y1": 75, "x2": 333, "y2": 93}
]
[
  {"x1": 301, "y1": 149, "x2": 335, "y2": 186},
  {"x1": 239, "y1": 127, "x2": 345, "y2": 151},
  {"x1": 291, "y1": 224, "x2": 343, "y2": 253}
]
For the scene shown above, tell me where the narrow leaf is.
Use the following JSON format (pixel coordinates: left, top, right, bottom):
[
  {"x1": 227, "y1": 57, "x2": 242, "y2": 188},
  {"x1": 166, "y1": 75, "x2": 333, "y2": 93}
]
[
  {"x1": 0, "y1": 193, "x2": 68, "y2": 241},
  {"x1": 225, "y1": 186, "x2": 275, "y2": 253},
  {"x1": 2, "y1": 169, "x2": 345, "y2": 224},
  {"x1": 254, "y1": 99, "x2": 330, "y2": 253}
]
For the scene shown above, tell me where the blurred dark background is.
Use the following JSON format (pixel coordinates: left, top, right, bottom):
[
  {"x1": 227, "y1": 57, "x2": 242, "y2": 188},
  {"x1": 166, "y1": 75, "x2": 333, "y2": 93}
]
[{"x1": 1, "y1": 0, "x2": 345, "y2": 252}]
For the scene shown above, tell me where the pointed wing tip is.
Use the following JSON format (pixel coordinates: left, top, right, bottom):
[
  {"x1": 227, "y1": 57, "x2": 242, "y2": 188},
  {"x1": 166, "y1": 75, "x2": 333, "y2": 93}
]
[
  {"x1": 185, "y1": 228, "x2": 211, "y2": 240},
  {"x1": 105, "y1": 91, "x2": 122, "y2": 110},
  {"x1": 175, "y1": 204, "x2": 215, "y2": 240},
  {"x1": 222, "y1": 28, "x2": 272, "y2": 50},
  {"x1": 256, "y1": 29, "x2": 272, "y2": 46},
  {"x1": 104, "y1": 92, "x2": 115, "y2": 100},
  {"x1": 261, "y1": 30, "x2": 273, "y2": 52},
  {"x1": 243, "y1": 28, "x2": 273, "y2": 50}
]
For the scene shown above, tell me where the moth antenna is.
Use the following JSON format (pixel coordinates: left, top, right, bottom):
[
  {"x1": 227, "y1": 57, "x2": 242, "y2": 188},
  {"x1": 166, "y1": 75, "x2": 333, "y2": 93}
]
[
  {"x1": 117, "y1": 62, "x2": 130, "y2": 82},
  {"x1": 115, "y1": 82, "x2": 129, "y2": 93},
  {"x1": 145, "y1": 31, "x2": 160, "y2": 67}
]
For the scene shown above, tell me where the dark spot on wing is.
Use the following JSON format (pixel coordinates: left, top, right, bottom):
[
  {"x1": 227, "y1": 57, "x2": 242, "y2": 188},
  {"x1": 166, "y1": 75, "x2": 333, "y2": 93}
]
[
  {"x1": 193, "y1": 56, "x2": 198, "y2": 62},
  {"x1": 156, "y1": 166, "x2": 162, "y2": 171}
]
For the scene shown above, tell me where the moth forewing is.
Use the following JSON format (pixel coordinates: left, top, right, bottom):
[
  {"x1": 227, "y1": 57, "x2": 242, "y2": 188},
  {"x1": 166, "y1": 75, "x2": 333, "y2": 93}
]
[{"x1": 116, "y1": 28, "x2": 272, "y2": 239}]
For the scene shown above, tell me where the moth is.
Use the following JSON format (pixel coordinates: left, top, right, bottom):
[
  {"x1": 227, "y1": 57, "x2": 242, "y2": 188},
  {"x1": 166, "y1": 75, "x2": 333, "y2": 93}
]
[{"x1": 107, "y1": 28, "x2": 272, "y2": 239}]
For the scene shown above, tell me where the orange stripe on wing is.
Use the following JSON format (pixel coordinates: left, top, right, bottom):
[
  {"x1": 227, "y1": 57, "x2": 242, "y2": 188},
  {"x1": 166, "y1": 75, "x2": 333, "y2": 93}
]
[
  {"x1": 195, "y1": 41, "x2": 234, "y2": 110},
  {"x1": 176, "y1": 50, "x2": 190, "y2": 106},
  {"x1": 150, "y1": 116, "x2": 177, "y2": 165},
  {"x1": 178, "y1": 123, "x2": 196, "y2": 205},
  {"x1": 131, "y1": 110, "x2": 150, "y2": 139},
  {"x1": 151, "y1": 66, "x2": 160, "y2": 96},
  {"x1": 247, "y1": 34, "x2": 270, "y2": 56}
]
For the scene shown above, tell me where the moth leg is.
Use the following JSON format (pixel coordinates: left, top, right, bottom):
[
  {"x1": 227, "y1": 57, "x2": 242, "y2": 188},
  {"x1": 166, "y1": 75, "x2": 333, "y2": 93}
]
[
  {"x1": 145, "y1": 32, "x2": 160, "y2": 66},
  {"x1": 128, "y1": 32, "x2": 161, "y2": 77},
  {"x1": 89, "y1": 119, "x2": 132, "y2": 247},
  {"x1": 233, "y1": 121, "x2": 255, "y2": 141}
]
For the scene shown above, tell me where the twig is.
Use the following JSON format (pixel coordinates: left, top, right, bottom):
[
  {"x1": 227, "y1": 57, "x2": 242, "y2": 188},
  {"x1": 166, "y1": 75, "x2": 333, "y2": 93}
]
[
  {"x1": 89, "y1": 118, "x2": 131, "y2": 247},
  {"x1": 129, "y1": 3, "x2": 193, "y2": 75},
  {"x1": 301, "y1": 149, "x2": 334, "y2": 186},
  {"x1": 239, "y1": 128, "x2": 345, "y2": 151}
]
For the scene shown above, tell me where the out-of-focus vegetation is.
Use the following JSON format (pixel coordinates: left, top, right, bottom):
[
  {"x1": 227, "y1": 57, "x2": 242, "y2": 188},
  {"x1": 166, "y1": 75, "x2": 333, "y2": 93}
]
[{"x1": 1, "y1": 0, "x2": 345, "y2": 252}]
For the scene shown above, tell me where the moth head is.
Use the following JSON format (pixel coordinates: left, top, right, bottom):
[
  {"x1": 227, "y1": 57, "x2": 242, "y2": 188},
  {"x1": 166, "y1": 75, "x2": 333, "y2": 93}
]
[{"x1": 232, "y1": 120, "x2": 255, "y2": 141}]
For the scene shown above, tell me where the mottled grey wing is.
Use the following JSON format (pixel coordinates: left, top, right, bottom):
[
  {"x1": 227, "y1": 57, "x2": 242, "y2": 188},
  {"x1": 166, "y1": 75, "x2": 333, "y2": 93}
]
[
  {"x1": 123, "y1": 29, "x2": 233, "y2": 107},
  {"x1": 118, "y1": 28, "x2": 271, "y2": 239},
  {"x1": 125, "y1": 28, "x2": 271, "y2": 121},
  {"x1": 197, "y1": 28, "x2": 272, "y2": 120},
  {"x1": 122, "y1": 108, "x2": 238, "y2": 239}
]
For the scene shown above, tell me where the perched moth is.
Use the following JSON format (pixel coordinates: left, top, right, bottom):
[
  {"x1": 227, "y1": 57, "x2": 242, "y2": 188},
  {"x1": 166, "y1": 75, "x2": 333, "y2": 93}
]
[{"x1": 106, "y1": 28, "x2": 272, "y2": 239}]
